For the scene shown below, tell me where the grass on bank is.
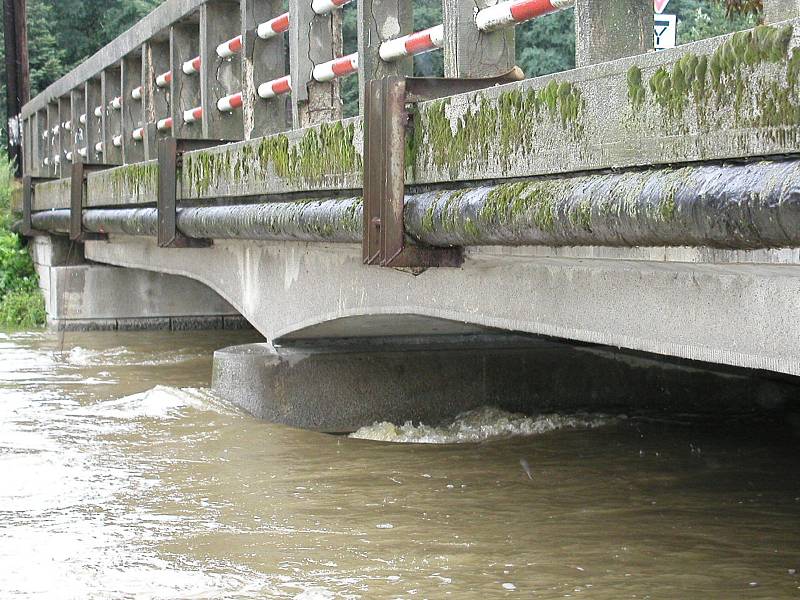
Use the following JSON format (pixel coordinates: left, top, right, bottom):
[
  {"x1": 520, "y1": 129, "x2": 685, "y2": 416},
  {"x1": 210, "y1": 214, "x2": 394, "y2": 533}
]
[{"x1": 0, "y1": 156, "x2": 46, "y2": 329}]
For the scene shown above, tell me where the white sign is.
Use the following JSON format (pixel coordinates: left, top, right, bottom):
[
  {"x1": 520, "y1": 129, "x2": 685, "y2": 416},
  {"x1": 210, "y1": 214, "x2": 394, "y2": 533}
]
[
  {"x1": 654, "y1": 0, "x2": 671, "y2": 14},
  {"x1": 654, "y1": 14, "x2": 676, "y2": 51}
]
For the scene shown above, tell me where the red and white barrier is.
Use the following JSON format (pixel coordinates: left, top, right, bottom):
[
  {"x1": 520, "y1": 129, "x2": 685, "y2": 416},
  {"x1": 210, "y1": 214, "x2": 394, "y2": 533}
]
[
  {"x1": 156, "y1": 70, "x2": 173, "y2": 88},
  {"x1": 51, "y1": 125, "x2": 59, "y2": 135},
  {"x1": 476, "y1": 0, "x2": 574, "y2": 32},
  {"x1": 95, "y1": 142, "x2": 104, "y2": 154},
  {"x1": 94, "y1": 105, "x2": 103, "y2": 118},
  {"x1": 157, "y1": 117, "x2": 174, "y2": 132},
  {"x1": 65, "y1": 151, "x2": 73, "y2": 162},
  {"x1": 132, "y1": 86, "x2": 143, "y2": 100},
  {"x1": 63, "y1": 120, "x2": 72, "y2": 132},
  {"x1": 217, "y1": 92, "x2": 243, "y2": 112},
  {"x1": 78, "y1": 147, "x2": 88, "y2": 159},
  {"x1": 379, "y1": 24, "x2": 444, "y2": 62},
  {"x1": 132, "y1": 127, "x2": 144, "y2": 141},
  {"x1": 312, "y1": 0, "x2": 351, "y2": 15},
  {"x1": 184, "y1": 106, "x2": 203, "y2": 124},
  {"x1": 312, "y1": 52, "x2": 358, "y2": 82},
  {"x1": 113, "y1": 134, "x2": 122, "y2": 148},
  {"x1": 42, "y1": 130, "x2": 48, "y2": 140},
  {"x1": 182, "y1": 56, "x2": 201, "y2": 75},
  {"x1": 53, "y1": 154, "x2": 61, "y2": 165},
  {"x1": 110, "y1": 96, "x2": 122, "y2": 110},
  {"x1": 217, "y1": 35, "x2": 243, "y2": 58},
  {"x1": 43, "y1": 157, "x2": 50, "y2": 166},
  {"x1": 257, "y1": 12, "x2": 290, "y2": 39},
  {"x1": 257, "y1": 75, "x2": 292, "y2": 99},
  {"x1": 79, "y1": 113, "x2": 87, "y2": 125}
]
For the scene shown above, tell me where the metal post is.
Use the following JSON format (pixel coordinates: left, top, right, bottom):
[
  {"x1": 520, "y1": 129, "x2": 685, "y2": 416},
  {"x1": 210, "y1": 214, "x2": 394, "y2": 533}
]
[
  {"x1": 442, "y1": 0, "x2": 515, "y2": 78},
  {"x1": 574, "y1": 0, "x2": 652, "y2": 67},
  {"x1": 241, "y1": 0, "x2": 288, "y2": 138},
  {"x1": 289, "y1": 0, "x2": 342, "y2": 128},
  {"x1": 357, "y1": 0, "x2": 413, "y2": 115}
]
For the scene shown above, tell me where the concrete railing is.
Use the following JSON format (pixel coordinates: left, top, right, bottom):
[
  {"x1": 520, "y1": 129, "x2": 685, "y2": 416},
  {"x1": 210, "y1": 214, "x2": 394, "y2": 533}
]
[{"x1": 20, "y1": 0, "x2": 657, "y2": 179}]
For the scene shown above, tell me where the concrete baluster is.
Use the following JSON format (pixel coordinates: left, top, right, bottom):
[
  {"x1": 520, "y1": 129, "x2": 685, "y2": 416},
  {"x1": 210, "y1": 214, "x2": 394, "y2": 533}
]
[
  {"x1": 46, "y1": 102, "x2": 59, "y2": 177},
  {"x1": 31, "y1": 110, "x2": 45, "y2": 177},
  {"x1": 69, "y1": 87, "x2": 85, "y2": 165},
  {"x1": 122, "y1": 54, "x2": 146, "y2": 163},
  {"x1": 289, "y1": 0, "x2": 343, "y2": 128},
  {"x1": 442, "y1": 0, "x2": 515, "y2": 78},
  {"x1": 241, "y1": 0, "x2": 288, "y2": 138},
  {"x1": 764, "y1": 0, "x2": 800, "y2": 23},
  {"x1": 144, "y1": 40, "x2": 172, "y2": 159},
  {"x1": 574, "y1": 0, "x2": 652, "y2": 67},
  {"x1": 85, "y1": 78, "x2": 103, "y2": 162},
  {"x1": 101, "y1": 67, "x2": 123, "y2": 165},
  {"x1": 357, "y1": 0, "x2": 413, "y2": 114},
  {"x1": 201, "y1": 0, "x2": 244, "y2": 139},
  {"x1": 170, "y1": 23, "x2": 202, "y2": 140}
]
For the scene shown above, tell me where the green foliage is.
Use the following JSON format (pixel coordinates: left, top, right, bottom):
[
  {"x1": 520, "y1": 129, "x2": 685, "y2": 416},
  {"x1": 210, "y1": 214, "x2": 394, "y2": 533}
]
[{"x1": 0, "y1": 155, "x2": 45, "y2": 329}]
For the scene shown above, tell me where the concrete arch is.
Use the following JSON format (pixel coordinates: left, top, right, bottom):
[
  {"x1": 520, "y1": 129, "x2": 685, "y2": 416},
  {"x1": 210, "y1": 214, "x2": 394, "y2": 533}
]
[{"x1": 84, "y1": 236, "x2": 800, "y2": 377}]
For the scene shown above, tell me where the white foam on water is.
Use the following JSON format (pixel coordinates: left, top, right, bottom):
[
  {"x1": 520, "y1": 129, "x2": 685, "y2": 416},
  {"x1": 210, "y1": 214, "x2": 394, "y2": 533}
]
[
  {"x1": 349, "y1": 406, "x2": 617, "y2": 444},
  {"x1": 69, "y1": 385, "x2": 233, "y2": 420}
]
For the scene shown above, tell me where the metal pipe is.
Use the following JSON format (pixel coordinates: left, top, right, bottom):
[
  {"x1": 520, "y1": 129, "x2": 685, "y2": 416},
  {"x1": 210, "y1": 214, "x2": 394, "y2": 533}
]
[
  {"x1": 27, "y1": 160, "x2": 800, "y2": 250},
  {"x1": 379, "y1": 25, "x2": 445, "y2": 62},
  {"x1": 476, "y1": 0, "x2": 574, "y2": 32}
]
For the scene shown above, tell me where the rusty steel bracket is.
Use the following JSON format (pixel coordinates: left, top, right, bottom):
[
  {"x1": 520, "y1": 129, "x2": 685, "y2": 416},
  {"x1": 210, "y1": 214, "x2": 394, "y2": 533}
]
[
  {"x1": 363, "y1": 69, "x2": 524, "y2": 268},
  {"x1": 21, "y1": 175, "x2": 57, "y2": 237},
  {"x1": 157, "y1": 137, "x2": 230, "y2": 248},
  {"x1": 70, "y1": 161, "x2": 115, "y2": 242}
]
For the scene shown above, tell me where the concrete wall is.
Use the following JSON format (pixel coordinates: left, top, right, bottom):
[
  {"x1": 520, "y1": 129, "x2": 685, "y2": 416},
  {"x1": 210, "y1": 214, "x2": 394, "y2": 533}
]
[
  {"x1": 30, "y1": 235, "x2": 248, "y2": 331},
  {"x1": 84, "y1": 236, "x2": 800, "y2": 377}
]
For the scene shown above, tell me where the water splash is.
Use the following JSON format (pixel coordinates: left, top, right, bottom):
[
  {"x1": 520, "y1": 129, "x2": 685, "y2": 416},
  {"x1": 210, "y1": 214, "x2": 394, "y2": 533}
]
[
  {"x1": 349, "y1": 406, "x2": 617, "y2": 444},
  {"x1": 69, "y1": 386, "x2": 233, "y2": 420}
]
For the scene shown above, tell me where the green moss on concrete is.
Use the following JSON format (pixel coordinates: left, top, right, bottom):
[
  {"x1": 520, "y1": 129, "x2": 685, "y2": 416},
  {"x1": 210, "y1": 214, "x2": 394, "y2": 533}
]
[
  {"x1": 627, "y1": 66, "x2": 646, "y2": 109},
  {"x1": 184, "y1": 122, "x2": 362, "y2": 197},
  {"x1": 108, "y1": 162, "x2": 159, "y2": 199},
  {"x1": 418, "y1": 80, "x2": 585, "y2": 177}
]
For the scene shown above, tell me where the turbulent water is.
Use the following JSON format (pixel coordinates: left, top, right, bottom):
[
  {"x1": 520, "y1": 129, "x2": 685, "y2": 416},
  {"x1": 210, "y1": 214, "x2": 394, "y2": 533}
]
[{"x1": 1, "y1": 330, "x2": 799, "y2": 599}]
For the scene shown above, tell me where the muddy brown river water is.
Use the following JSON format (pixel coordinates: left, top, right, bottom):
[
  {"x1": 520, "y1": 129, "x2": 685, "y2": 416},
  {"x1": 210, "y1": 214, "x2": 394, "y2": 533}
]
[{"x1": 1, "y1": 329, "x2": 799, "y2": 598}]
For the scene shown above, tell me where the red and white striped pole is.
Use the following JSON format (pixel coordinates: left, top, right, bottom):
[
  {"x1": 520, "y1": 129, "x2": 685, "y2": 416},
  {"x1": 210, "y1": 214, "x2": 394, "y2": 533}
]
[
  {"x1": 184, "y1": 106, "x2": 203, "y2": 124},
  {"x1": 95, "y1": 142, "x2": 104, "y2": 154},
  {"x1": 257, "y1": 12, "x2": 289, "y2": 39},
  {"x1": 476, "y1": 0, "x2": 574, "y2": 32},
  {"x1": 132, "y1": 127, "x2": 144, "y2": 141},
  {"x1": 156, "y1": 70, "x2": 173, "y2": 88},
  {"x1": 257, "y1": 75, "x2": 292, "y2": 99},
  {"x1": 132, "y1": 86, "x2": 143, "y2": 100},
  {"x1": 112, "y1": 134, "x2": 123, "y2": 147},
  {"x1": 78, "y1": 147, "x2": 88, "y2": 159},
  {"x1": 217, "y1": 35, "x2": 243, "y2": 58},
  {"x1": 312, "y1": 52, "x2": 358, "y2": 82},
  {"x1": 379, "y1": 24, "x2": 444, "y2": 62},
  {"x1": 157, "y1": 117, "x2": 174, "y2": 132},
  {"x1": 79, "y1": 113, "x2": 87, "y2": 125},
  {"x1": 94, "y1": 105, "x2": 103, "y2": 118},
  {"x1": 311, "y1": 0, "x2": 351, "y2": 15},
  {"x1": 63, "y1": 120, "x2": 72, "y2": 132},
  {"x1": 110, "y1": 96, "x2": 122, "y2": 110},
  {"x1": 182, "y1": 56, "x2": 201, "y2": 75},
  {"x1": 217, "y1": 92, "x2": 244, "y2": 112}
]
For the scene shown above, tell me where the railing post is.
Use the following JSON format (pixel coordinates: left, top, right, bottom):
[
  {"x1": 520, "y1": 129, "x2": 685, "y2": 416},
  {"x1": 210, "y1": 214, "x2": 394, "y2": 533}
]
[
  {"x1": 357, "y1": 0, "x2": 413, "y2": 114},
  {"x1": 122, "y1": 53, "x2": 145, "y2": 163},
  {"x1": 241, "y1": 0, "x2": 288, "y2": 138},
  {"x1": 200, "y1": 0, "x2": 244, "y2": 139},
  {"x1": 289, "y1": 0, "x2": 343, "y2": 128},
  {"x1": 170, "y1": 23, "x2": 202, "y2": 140},
  {"x1": 31, "y1": 110, "x2": 45, "y2": 176},
  {"x1": 85, "y1": 78, "x2": 103, "y2": 163},
  {"x1": 143, "y1": 40, "x2": 172, "y2": 159},
  {"x1": 764, "y1": 0, "x2": 800, "y2": 23},
  {"x1": 46, "y1": 101, "x2": 59, "y2": 177},
  {"x1": 442, "y1": 0, "x2": 515, "y2": 78},
  {"x1": 58, "y1": 97, "x2": 71, "y2": 172},
  {"x1": 574, "y1": 0, "x2": 652, "y2": 67},
  {"x1": 101, "y1": 67, "x2": 123, "y2": 164},
  {"x1": 22, "y1": 117, "x2": 31, "y2": 177},
  {"x1": 69, "y1": 87, "x2": 85, "y2": 166}
]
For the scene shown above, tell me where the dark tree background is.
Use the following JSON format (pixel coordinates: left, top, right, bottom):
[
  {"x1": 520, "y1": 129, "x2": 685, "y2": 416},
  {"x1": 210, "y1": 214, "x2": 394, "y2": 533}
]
[{"x1": 1, "y1": 0, "x2": 762, "y2": 139}]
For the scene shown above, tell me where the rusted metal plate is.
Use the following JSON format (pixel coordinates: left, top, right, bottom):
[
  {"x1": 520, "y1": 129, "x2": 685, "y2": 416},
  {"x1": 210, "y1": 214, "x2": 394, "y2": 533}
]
[
  {"x1": 157, "y1": 138, "x2": 226, "y2": 248},
  {"x1": 70, "y1": 162, "x2": 113, "y2": 242},
  {"x1": 21, "y1": 175, "x2": 56, "y2": 237}
]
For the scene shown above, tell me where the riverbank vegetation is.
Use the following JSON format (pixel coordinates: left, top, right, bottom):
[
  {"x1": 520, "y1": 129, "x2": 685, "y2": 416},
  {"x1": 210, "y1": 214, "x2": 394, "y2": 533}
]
[{"x1": 0, "y1": 157, "x2": 45, "y2": 328}]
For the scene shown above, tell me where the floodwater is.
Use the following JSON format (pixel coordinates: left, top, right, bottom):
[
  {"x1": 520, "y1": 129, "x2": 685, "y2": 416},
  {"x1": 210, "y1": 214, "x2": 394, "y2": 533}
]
[{"x1": 1, "y1": 330, "x2": 799, "y2": 599}]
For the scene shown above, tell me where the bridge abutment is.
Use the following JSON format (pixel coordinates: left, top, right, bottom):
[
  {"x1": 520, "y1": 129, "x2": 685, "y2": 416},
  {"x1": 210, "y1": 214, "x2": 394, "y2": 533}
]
[{"x1": 30, "y1": 235, "x2": 248, "y2": 331}]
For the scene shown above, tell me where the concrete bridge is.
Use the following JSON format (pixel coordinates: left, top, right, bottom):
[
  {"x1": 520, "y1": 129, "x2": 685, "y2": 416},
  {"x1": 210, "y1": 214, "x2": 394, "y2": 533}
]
[{"x1": 16, "y1": 0, "x2": 800, "y2": 430}]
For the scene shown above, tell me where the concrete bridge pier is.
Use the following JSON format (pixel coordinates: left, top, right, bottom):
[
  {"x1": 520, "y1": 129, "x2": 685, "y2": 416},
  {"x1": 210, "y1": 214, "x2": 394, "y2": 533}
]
[
  {"x1": 30, "y1": 235, "x2": 248, "y2": 331},
  {"x1": 212, "y1": 323, "x2": 799, "y2": 433}
]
